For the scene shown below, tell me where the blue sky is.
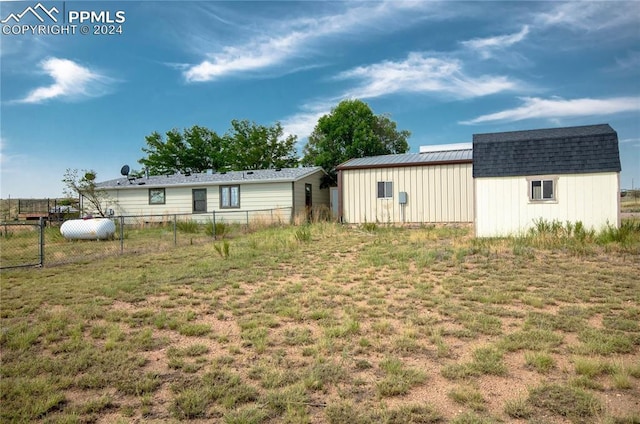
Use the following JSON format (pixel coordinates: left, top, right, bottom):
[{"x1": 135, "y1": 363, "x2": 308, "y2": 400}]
[{"x1": 1, "y1": 1, "x2": 639, "y2": 198}]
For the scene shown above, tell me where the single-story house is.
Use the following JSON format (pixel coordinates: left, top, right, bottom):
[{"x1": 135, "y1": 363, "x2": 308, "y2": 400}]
[
  {"x1": 95, "y1": 167, "x2": 329, "y2": 223},
  {"x1": 336, "y1": 144, "x2": 474, "y2": 224},
  {"x1": 473, "y1": 124, "x2": 621, "y2": 237}
]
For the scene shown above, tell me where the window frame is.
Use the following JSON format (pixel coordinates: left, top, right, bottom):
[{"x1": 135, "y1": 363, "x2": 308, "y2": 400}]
[
  {"x1": 220, "y1": 185, "x2": 240, "y2": 209},
  {"x1": 148, "y1": 188, "x2": 166, "y2": 205},
  {"x1": 528, "y1": 177, "x2": 557, "y2": 202},
  {"x1": 377, "y1": 181, "x2": 393, "y2": 199},
  {"x1": 192, "y1": 188, "x2": 207, "y2": 213}
]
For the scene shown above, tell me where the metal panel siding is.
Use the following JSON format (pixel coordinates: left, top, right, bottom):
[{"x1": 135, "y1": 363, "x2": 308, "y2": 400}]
[
  {"x1": 341, "y1": 163, "x2": 473, "y2": 224},
  {"x1": 475, "y1": 172, "x2": 619, "y2": 237}
]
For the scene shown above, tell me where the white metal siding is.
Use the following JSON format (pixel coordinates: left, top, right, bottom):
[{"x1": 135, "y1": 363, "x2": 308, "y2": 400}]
[
  {"x1": 104, "y1": 182, "x2": 294, "y2": 219},
  {"x1": 475, "y1": 172, "x2": 619, "y2": 237},
  {"x1": 341, "y1": 163, "x2": 473, "y2": 224}
]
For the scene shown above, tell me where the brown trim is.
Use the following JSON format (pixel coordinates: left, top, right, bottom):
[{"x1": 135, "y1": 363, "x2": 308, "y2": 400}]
[{"x1": 336, "y1": 159, "x2": 472, "y2": 171}]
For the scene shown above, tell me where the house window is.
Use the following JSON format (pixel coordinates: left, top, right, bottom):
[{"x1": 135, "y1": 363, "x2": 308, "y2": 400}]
[
  {"x1": 529, "y1": 179, "x2": 555, "y2": 201},
  {"x1": 377, "y1": 181, "x2": 393, "y2": 199},
  {"x1": 149, "y1": 188, "x2": 165, "y2": 205},
  {"x1": 220, "y1": 185, "x2": 240, "y2": 209},
  {"x1": 192, "y1": 189, "x2": 207, "y2": 212}
]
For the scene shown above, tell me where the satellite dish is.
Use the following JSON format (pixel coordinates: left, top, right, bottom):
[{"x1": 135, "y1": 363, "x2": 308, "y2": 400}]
[{"x1": 120, "y1": 165, "x2": 130, "y2": 176}]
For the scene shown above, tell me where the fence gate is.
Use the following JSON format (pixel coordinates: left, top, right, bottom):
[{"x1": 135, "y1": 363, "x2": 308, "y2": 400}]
[{"x1": 0, "y1": 220, "x2": 43, "y2": 269}]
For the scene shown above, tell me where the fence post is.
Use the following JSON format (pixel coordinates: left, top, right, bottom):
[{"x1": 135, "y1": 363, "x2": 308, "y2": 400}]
[
  {"x1": 39, "y1": 217, "x2": 45, "y2": 267},
  {"x1": 173, "y1": 214, "x2": 177, "y2": 245},
  {"x1": 246, "y1": 211, "x2": 249, "y2": 227},
  {"x1": 120, "y1": 216, "x2": 124, "y2": 253}
]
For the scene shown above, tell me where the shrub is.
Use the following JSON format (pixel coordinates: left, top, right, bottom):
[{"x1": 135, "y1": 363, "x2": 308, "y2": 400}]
[
  {"x1": 528, "y1": 383, "x2": 603, "y2": 420},
  {"x1": 176, "y1": 220, "x2": 200, "y2": 233},
  {"x1": 597, "y1": 220, "x2": 640, "y2": 246},
  {"x1": 206, "y1": 221, "x2": 229, "y2": 238}
]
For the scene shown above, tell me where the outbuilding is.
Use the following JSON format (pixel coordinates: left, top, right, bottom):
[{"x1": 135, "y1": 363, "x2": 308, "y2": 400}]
[
  {"x1": 336, "y1": 144, "x2": 474, "y2": 224},
  {"x1": 95, "y1": 167, "x2": 329, "y2": 223},
  {"x1": 473, "y1": 124, "x2": 621, "y2": 237}
]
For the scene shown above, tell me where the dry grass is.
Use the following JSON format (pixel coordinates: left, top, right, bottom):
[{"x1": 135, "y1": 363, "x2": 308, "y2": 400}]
[{"x1": 1, "y1": 222, "x2": 639, "y2": 423}]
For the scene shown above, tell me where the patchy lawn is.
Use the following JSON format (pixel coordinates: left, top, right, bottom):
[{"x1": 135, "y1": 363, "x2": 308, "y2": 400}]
[{"x1": 1, "y1": 223, "x2": 639, "y2": 423}]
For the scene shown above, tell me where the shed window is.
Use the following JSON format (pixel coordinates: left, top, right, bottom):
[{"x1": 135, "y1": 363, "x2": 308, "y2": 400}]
[
  {"x1": 530, "y1": 179, "x2": 555, "y2": 201},
  {"x1": 377, "y1": 181, "x2": 393, "y2": 199},
  {"x1": 220, "y1": 185, "x2": 240, "y2": 209}
]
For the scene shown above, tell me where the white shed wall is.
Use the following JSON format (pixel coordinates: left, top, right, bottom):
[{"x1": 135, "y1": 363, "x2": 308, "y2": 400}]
[
  {"x1": 475, "y1": 172, "x2": 619, "y2": 237},
  {"x1": 341, "y1": 163, "x2": 473, "y2": 224}
]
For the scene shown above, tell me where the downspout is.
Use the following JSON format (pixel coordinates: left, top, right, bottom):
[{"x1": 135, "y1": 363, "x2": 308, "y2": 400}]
[{"x1": 337, "y1": 170, "x2": 343, "y2": 223}]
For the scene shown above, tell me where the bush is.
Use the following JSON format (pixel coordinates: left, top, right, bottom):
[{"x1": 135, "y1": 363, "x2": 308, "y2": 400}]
[
  {"x1": 596, "y1": 220, "x2": 640, "y2": 246},
  {"x1": 176, "y1": 220, "x2": 200, "y2": 234},
  {"x1": 206, "y1": 221, "x2": 229, "y2": 238}
]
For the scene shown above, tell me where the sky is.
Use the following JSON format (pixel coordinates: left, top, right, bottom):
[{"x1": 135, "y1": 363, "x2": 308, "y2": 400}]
[{"x1": 1, "y1": 0, "x2": 639, "y2": 198}]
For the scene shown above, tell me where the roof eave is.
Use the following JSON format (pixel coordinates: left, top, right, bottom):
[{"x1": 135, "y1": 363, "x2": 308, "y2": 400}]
[{"x1": 337, "y1": 158, "x2": 472, "y2": 171}]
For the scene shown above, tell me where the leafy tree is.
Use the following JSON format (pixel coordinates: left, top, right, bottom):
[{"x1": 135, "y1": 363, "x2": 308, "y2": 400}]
[
  {"x1": 225, "y1": 119, "x2": 299, "y2": 170},
  {"x1": 139, "y1": 125, "x2": 226, "y2": 175},
  {"x1": 62, "y1": 169, "x2": 110, "y2": 217},
  {"x1": 302, "y1": 99, "x2": 410, "y2": 185},
  {"x1": 138, "y1": 122, "x2": 298, "y2": 175}
]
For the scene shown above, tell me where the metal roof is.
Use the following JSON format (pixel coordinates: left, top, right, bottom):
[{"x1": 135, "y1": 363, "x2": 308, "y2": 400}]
[
  {"x1": 473, "y1": 124, "x2": 621, "y2": 178},
  {"x1": 95, "y1": 166, "x2": 325, "y2": 190},
  {"x1": 337, "y1": 149, "x2": 472, "y2": 170}
]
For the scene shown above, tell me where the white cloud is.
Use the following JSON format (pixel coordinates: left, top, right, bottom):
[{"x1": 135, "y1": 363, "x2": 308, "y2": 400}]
[
  {"x1": 281, "y1": 51, "x2": 523, "y2": 139},
  {"x1": 17, "y1": 58, "x2": 112, "y2": 103},
  {"x1": 281, "y1": 100, "x2": 336, "y2": 141},
  {"x1": 337, "y1": 53, "x2": 520, "y2": 100},
  {"x1": 534, "y1": 2, "x2": 640, "y2": 32},
  {"x1": 461, "y1": 25, "x2": 530, "y2": 58},
  {"x1": 184, "y1": 31, "x2": 307, "y2": 82},
  {"x1": 183, "y1": 2, "x2": 435, "y2": 82},
  {"x1": 461, "y1": 96, "x2": 640, "y2": 124}
]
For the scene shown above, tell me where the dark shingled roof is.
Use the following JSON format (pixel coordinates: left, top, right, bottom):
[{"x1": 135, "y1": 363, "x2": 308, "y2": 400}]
[{"x1": 472, "y1": 124, "x2": 621, "y2": 178}]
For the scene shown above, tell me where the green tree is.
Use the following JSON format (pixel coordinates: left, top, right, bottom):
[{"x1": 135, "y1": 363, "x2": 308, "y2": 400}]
[
  {"x1": 302, "y1": 99, "x2": 410, "y2": 185},
  {"x1": 138, "y1": 122, "x2": 298, "y2": 174},
  {"x1": 225, "y1": 120, "x2": 299, "y2": 170},
  {"x1": 62, "y1": 169, "x2": 111, "y2": 217},
  {"x1": 139, "y1": 125, "x2": 226, "y2": 175}
]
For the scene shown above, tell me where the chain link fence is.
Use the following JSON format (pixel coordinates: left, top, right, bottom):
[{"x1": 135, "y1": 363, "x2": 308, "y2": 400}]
[{"x1": 1, "y1": 207, "x2": 292, "y2": 269}]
